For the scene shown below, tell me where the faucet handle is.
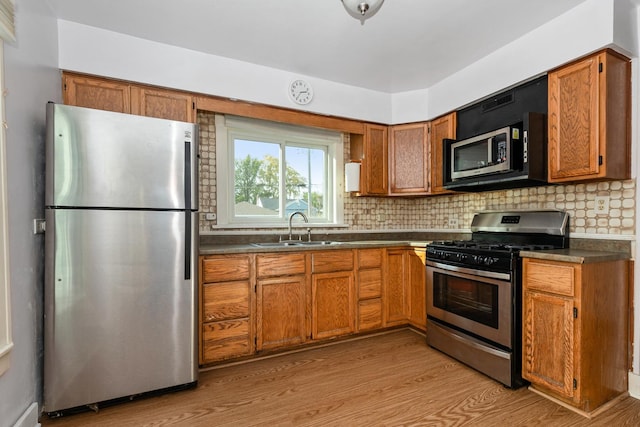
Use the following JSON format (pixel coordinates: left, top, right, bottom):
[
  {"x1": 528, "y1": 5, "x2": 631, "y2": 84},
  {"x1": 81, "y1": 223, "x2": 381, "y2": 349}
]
[{"x1": 307, "y1": 227, "x2": 312, "y2": 242}]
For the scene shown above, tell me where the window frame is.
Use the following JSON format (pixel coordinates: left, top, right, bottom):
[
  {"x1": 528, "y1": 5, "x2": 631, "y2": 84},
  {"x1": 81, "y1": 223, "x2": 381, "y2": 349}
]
[
  {"x1": 215, "y1": 114, "x2": 345, "y2": 228},
  {"x1": 0, "y1": 40, "x2": 12, "y2": 376}
]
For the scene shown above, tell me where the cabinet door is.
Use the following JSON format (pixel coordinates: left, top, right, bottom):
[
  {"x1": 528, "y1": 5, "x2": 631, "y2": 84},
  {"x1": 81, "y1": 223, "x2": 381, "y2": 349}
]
[
  {"x1": 385, "y1": 249, "x2": 409, "y2": 326},
  {"x1": 389, "y1": 123, "x2": 428, "y2": 195},
  {"x1": 522, "y1": 290, "x2": 575, "y2": 398},
  {"x1": 131, "y1": 86, "x2": 195, "y2": 122},
  {"x1": 63, "y1": 73, "x2": 131, "y2": 113},
  {"x1": 361, "y1": 124, "x2": 388, "y2": 195},
  {"x1": 257, "y1": 275, "x2": 307, "y2": 351},
  {"x1": 407, "y1": 249, "x2": 426, "y2": 330},
  {"x1": 548, "y1": 50, "x2": 630, "y2": 183},
  {"x1": 312, "y1": 271, "x2": 355, "y2": 339},
  {"x1": 429, "y1": 112, "x2": 456, "y2": 194},
  {"x1": 548, "y1": 54, "x2": 600, "y2": 181}
]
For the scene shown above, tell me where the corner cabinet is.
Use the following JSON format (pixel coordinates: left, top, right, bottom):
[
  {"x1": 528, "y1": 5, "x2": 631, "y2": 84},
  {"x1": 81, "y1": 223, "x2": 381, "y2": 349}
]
[
  {"x1": 389, "y1": 123, "x2": 429, "y2": 195},
  {"x1": 63, "y1": 72, "x2": 197, "y2": 123},
  {"x1": 199, "y1": 254, "x2": 254, "y2": 365},
  {"x1": 547, "y1": 50, "x2": 630, "y2": 182},
  {"x1": 522, "y1": 255, "x2": 629, "y2": 415}
]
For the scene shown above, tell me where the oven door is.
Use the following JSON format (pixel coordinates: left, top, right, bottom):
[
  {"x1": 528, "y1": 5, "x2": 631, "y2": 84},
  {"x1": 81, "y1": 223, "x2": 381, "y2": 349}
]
[{"x1": 426, "y1": 260, "x2": 512, "y2": 348}]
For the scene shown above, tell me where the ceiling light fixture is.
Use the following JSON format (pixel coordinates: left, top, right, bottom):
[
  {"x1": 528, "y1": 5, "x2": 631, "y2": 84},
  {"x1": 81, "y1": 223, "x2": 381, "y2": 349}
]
[{"x1": 341, "y1": 0, "x2": 384, "y2": 23}]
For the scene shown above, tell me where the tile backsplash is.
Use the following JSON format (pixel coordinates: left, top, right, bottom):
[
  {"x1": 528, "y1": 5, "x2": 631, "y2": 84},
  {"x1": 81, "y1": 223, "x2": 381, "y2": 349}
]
[{"x1": 198, "y1": 112, "x2": 635, "y2": 236}]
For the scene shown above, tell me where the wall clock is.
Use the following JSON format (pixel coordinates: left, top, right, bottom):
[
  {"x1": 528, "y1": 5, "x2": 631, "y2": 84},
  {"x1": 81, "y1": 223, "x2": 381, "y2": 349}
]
[{"x1": 289, "y1": 79, "x2": 314, "y2": 105}]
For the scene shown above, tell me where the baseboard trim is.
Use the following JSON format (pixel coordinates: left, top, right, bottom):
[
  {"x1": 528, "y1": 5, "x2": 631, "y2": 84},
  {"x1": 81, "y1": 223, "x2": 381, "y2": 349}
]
[
  {"x1": 629, "y1": 371, "x2": 640, "y2": 399},
  {"x1": 12, "y1": 402, "x2": 40, "y2": 427}
]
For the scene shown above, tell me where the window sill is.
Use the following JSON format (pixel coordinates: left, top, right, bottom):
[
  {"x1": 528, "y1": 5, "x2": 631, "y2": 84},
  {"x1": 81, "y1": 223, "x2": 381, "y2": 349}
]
[{"x1": 0, "y1": 342, "x2": 13, "y2": 376}]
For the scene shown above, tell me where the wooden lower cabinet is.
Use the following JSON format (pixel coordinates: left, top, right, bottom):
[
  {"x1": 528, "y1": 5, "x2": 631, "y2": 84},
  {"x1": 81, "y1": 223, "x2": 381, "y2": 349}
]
[
  {"x1": 256, "y1": 253, "x2": 308, "y2": 351},
  {"x1": 386, "y1": 249, "x2": 409, "y2": 326},
  {"x1": 311, "y1": 251, "x2": 356, "y2": 339},
  {"x1": 522, "y1": 256, "x2": 629, "y2": 414},
  {"x1": 200, "y1": 254, "x2": 254, "y2": 365}
]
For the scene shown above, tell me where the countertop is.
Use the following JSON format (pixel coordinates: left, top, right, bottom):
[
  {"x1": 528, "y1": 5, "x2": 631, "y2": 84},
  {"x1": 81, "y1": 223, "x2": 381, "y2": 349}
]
[
  {"x1": 520, "y1": 248, "x2": 630, "y2": 264},
  {"x1": 200, "y1": 240, "x2": 430, "y2": 255}
]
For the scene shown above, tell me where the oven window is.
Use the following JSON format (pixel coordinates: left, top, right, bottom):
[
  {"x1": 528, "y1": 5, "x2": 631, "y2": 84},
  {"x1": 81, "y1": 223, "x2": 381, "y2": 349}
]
[{"x1": 432, "y1": 272, "x2": 499, "y2": 328}]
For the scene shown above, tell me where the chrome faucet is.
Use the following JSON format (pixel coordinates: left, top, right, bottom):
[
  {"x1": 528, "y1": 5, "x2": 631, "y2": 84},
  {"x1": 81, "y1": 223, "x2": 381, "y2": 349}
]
[{"x1": 288, "y1": 211, "x2": 308, "y2": 241}]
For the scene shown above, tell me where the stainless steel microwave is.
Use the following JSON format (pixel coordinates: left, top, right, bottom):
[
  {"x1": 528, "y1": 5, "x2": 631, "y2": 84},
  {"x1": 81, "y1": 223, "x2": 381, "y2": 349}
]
[
  {"x1": 442, "y1": 112, "x2": 549, "y2": 192},
  {"x1": 450, "y1": 126, "x2": 519, "y2": 180}
]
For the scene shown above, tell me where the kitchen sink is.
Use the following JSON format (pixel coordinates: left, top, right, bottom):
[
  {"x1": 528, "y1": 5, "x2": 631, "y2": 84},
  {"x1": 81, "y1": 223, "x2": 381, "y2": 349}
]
[{"x1": 250, "y1": 241, "x2": 341, "y2": 247}]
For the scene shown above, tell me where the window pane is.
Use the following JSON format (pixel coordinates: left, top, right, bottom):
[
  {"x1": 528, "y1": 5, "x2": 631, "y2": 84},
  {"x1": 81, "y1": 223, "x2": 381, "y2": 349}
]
[
  {"x1": 285, "y1": 145, "x2": 327, "y2": 220},
  {"x1": 233, "y1": 138, "x2": 281, "y2": 218}
]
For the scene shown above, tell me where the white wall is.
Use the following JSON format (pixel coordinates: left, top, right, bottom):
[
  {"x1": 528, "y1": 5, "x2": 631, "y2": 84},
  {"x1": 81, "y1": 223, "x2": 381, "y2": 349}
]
[
  {"x1": 0, "y1": 0, "x2": 60, "y2": 425},
  {"x1": 56, "y1": 20, "x2": 392, "y2": 125}
]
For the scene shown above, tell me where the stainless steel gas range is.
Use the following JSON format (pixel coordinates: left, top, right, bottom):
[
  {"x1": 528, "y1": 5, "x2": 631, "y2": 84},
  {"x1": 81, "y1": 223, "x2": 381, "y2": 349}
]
[{"x1": 425, "y1": 210, "x2": 569, "y2": 388}]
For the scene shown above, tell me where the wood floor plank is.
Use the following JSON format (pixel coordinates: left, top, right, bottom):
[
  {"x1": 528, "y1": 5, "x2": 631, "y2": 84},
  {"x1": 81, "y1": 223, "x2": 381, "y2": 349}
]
[{"x1": 41, "y1": 329, "x2": 640, "y2": 426}]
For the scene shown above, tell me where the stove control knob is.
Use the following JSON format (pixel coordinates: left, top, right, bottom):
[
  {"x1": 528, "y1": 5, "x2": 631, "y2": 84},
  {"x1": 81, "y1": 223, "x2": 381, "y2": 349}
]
[{"x1": 484, "y1": 257, "x2": 498, "y2": 266}]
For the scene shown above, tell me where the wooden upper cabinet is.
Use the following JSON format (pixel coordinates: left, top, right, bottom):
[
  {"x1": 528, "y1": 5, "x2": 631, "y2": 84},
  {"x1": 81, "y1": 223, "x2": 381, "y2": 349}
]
[
  {"x1": 547, "y1": 50, "x2": 630, "y2": 183},
  {"x1": 63, "y1": 72, "x2": 196, "y2": 123},
  {"x1": 63, "y1": 73, "x2": 131, "y2": 113},
  {"x1": 429, "y1": 112, "x2": 456, "y2": 194},
  {"x1": 131, "y1": 86, "x2": 196, "y2": 123},
  {"x1": 361, "y1": 124, "x2": 388, "y2": 195},
  {"x1": 389, "y1": 123, "x2": 429, "y2": 195}
]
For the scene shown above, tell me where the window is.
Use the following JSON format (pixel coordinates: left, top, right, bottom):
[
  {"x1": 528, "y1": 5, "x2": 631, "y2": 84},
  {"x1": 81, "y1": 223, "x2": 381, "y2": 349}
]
[
  {"x1": 216, "y1": 115, "x2": 344, "y2": 226},
  {"x1": 0, "y1": 0, "x2": 14, "y2": 377}
]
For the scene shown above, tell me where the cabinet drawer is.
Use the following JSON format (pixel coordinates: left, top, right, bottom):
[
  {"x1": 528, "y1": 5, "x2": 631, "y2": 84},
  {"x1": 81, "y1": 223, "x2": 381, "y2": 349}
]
[
  {"x1": 359, "y1": 298, "x2": 383, "y2": 331},
  {"x1": 202, "y1": 255, "x2": 251, "y2": 283},
  {"x1": 202, "y1": 319, "x2": 252, "y2": 362},
  {"x1": 358, "y1": 268, "x2": 382, "y2": 299},
  {"x1": 256, "y1": 253, "x2": 306, "y2": 278},
  {"x1": 524, "y1": 259, "x2": 576, "y2": 296},
  {"x1": 202, "y1": 281, "x2": 250, "y2": 322},
  {"x1": 358, "y1": 248, "x2": 383, "y2": 269},
  {"x1": 312, "y1": 250, "x2": 354, "y2": 273}
]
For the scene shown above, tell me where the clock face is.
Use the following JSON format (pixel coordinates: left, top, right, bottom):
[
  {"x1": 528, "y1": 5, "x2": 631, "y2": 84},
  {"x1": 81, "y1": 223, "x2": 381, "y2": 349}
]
[{"x1": 289, "y1": 79, "x2": 313, "y2": 105}]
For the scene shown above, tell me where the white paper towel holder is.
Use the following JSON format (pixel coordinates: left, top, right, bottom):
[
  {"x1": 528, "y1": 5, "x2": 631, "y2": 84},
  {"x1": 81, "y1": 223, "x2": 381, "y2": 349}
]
[{"x1": 345, "y1": 162, "x2": 361, "y2": 192}]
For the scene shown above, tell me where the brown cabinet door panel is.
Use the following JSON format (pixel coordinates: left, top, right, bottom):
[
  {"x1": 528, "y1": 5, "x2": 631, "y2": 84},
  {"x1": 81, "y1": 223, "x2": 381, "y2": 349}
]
[
  {"x1": 131, "y1": 86, "x2": 195, "y2": 122},
  {"x1": 522, "y1": 290, "x2": 575, "y2": 398},
  {"x1": 202, "y1": 255, "x2": 251, "y2": 283},
  {"x1": 201, "y1": 319, "x2": 252, "y2": 363},
  {"x1": 202, "y1": 281, "x2": 251, "y2": 322},
  {"x1": 257, "y1": 275, "x2": 307, "y2": 350},
  {"x1": 257, "y1": 253, "x2": 306, "y2": 278},
  {"x1": 358, "y1": 299, "x2": 383, "y2": 331},
  {"x1": 312, "y1": 271, "x2": 355, "y2": 339},
  {"x1": 358, "y1": 248, "x2": 383, "y2": 269},
  {"x1": 312, "y1": 250, "x2": 354, "y2": 273},
  {"x1": 429, "y1": 112, "x2": 456, "y2": 195},
  {"x1": 63, "y1": 74, "x2": 131, "y2": 113},
  {"x1": 389, "y1": 123, "x2": 428, "y2": 194},
  {"x1": 358, "y1": 268, "x2": 382, "y2": 299}
]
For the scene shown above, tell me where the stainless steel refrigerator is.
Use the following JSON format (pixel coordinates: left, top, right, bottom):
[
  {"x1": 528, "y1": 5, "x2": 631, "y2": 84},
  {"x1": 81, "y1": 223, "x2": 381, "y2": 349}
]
[{"x1": 43, "y1": 103, "x2": 199, "y2": 414}]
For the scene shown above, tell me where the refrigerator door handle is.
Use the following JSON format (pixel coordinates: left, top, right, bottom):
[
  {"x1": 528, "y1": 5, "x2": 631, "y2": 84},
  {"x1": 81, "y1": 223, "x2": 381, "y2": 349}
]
[
  {"x1": 184, "y1": 141, "x2": 192, "y2": 210},
  {"x1": 184, "y1": 140, "x2": 193, "y2": 280},
  {"x1": 184, "y1": 211, "x2": 191, "y2": 281}
]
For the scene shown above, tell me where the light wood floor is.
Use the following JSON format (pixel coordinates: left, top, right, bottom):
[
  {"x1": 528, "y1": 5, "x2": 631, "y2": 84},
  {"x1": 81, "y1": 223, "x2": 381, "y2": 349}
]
[{"x1": 41, "y1": 329, "x2": 640, "y2": 426}]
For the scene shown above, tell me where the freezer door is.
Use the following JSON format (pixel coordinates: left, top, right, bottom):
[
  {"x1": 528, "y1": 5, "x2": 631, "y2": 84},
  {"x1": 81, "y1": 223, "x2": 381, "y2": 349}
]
[
  {"x1": 43, "y1": 209, "x2": 198, "y2": 412},
  {"x1": 45, "y1": 103, "x2": 198, "y2": 210}
]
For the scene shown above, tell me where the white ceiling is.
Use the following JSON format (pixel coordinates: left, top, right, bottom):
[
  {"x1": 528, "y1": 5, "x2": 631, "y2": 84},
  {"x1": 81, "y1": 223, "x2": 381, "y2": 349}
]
[{"x1": 47, "y1": 0, "x2": 587, "y2": 93}]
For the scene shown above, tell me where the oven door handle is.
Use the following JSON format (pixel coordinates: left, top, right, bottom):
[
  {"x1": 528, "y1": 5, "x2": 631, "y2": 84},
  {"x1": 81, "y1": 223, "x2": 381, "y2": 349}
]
[{"x1": 426, "y1": 260, "x2": 510, "y2": 281}]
